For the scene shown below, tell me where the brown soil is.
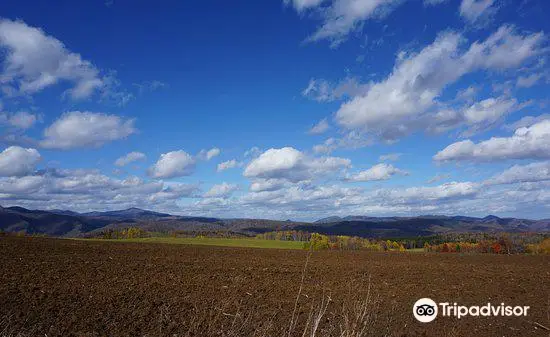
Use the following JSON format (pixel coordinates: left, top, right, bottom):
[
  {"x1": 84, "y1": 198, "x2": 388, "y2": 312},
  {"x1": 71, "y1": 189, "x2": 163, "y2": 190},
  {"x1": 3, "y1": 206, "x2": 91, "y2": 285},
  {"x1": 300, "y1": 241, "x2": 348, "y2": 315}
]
[{"x1": 1, "y1": 237, "x2": 549, "y2": 337}]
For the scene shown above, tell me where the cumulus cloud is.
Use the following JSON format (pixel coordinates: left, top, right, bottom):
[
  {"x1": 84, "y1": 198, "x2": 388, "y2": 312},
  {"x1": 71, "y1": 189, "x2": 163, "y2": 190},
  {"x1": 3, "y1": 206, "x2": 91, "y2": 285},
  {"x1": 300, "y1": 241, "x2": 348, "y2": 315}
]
[
  {"x1": 434, "y1": 119, "x2": 550, "y2": 162},
  {"x1": 334, "y1": 26, "x2": 543, "y2": 141},
  {"x1": 503, "y1": 114, "x2": 550, "y2": 131},
  {"x1": 249, "y1": 178, "x2": 290, "y2": 192},
  {"x1": 0, "y1": 169, "x2": 198, "y2": 212},
  {"x1": 313, "y1": 131, "x2": 372, "y2": 154},
  {"x1": 426, "y1": 96, "x2": 522, "y2": 136},
  {"x1": 3, "y1": 164, "x2": 547, "y2": 220},
  {"x1": 244, "y1": 147, "x2": 307, "y2": 181},
  {"x1": 0, "y1": 19, "x2": 103, "y2": 99},
  {"x1": 244, "y1": 147, "x2": 351, "y2": 184},
  {"x1": 459, "y1": 0, "x2": 498, "y2": 24},
  {"x1": 286, "y1": 0, "x2": 403, "y2": 47},
  {"x1": 217, "y1": 159, "x2": 239, "y2": 172},
  {"x1": 40, "y1": 111, "x2": 136, "y2": 149},
  {"x1": 0, "y1": 111, "x2": 39, "y2": 129},
  {"x1": 376, "y1": 181, "x2": 480, "y2": 201},
  {"x1": 458, "y1": 96, "x2": 520, "y2": 136},
  {"x1": 198, "y1": 147, "x2": 221, "y2": 161},
  {"x1": 189, "y1": 179, "x2": 489, "y2": 220},
  {"x1": 346, "y1": 163, "x2": 408, "y2": 182},
  {"x1": 0, "y1": 175, "x2": 45, "y2": 194},
  {"x1": 0, "y1": 146, "x2": 41, "y2": 177},
  {"x1": 308, "y1": 118, "x2": 330, "y2": 135},
  {"x1": 204, "y1": 182, "x2": 238, "y2": 198},
  {"x1": 207, "y1": 148, "x2": 220, "y2": 160},
  {"x1": 148, "y1": 150, "x2": 196, "y2": 179},
  {"x1": 114, "y1": 151, "x2": 146, "y2": 167},
  {"x1": 485, "y1": 161, "x2": 550, "y2": 185},
  {"x1": 461, "y1": 97, "x2": 517, "y2": 125},
  {"x1": 240, "y1": 184, "x2": 362, "y2": 211}
]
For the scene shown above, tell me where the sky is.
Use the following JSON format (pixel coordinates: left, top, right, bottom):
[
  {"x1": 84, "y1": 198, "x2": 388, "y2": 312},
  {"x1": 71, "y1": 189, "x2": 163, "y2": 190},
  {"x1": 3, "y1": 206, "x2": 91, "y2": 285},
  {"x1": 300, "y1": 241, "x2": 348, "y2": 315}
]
[{"x1": 0, "y1": 0, "x2": 549, "y2": 221}]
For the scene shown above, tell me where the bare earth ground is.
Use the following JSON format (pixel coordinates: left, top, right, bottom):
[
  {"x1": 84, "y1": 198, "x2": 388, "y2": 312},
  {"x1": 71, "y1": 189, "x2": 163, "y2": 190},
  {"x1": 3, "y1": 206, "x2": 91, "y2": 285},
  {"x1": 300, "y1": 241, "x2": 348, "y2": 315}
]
[{"x1": 1, "y1": 237, "x2": 549, "y2": 337}]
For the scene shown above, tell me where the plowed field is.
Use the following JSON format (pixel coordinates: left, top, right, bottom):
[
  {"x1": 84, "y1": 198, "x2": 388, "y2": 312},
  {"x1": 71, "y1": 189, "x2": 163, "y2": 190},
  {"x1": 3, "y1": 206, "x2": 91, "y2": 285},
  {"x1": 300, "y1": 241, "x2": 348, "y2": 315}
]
[{"x1": 1, "y1": 237, "x2": 549, "y2": 336}]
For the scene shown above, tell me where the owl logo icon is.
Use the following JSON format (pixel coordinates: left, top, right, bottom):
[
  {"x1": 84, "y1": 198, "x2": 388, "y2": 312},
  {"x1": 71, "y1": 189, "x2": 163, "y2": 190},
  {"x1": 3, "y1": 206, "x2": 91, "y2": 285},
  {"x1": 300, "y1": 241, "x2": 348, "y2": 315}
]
[{"x1": 413, "y1": 298, "x2": 438, "y2": 323}]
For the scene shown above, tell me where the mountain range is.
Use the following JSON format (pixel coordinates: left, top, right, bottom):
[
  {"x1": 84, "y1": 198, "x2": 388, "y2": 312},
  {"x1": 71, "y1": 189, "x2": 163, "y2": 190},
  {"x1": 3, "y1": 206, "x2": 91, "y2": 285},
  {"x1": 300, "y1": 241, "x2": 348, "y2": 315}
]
[{"x1": 1, "y1": 205, "x2": 549, "y2": 238}]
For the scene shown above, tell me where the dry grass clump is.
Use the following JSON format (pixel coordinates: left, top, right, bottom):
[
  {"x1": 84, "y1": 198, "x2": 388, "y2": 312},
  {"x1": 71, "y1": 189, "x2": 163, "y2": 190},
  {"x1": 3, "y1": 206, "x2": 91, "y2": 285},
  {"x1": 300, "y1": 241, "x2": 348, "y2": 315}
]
[{"x1": 178, "y1": 252, "x2": 386, "y2": 337}]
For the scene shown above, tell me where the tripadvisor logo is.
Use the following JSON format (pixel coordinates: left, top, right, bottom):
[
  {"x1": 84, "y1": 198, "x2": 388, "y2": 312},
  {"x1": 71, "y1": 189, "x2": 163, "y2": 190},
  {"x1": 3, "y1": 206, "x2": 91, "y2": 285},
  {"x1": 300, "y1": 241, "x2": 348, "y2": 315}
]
[
  {"x1": 413, "y1": 298, "x2": 530, "y2": 323},
  {"x1": 413, "y1": 298, "x2": 438, "y2": 323}
]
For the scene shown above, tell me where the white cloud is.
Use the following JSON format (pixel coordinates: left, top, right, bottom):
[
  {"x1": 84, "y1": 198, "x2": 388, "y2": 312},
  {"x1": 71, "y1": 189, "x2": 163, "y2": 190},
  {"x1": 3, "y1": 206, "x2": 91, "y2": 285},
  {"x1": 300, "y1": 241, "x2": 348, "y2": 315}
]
[
  {"x1": 114, "y1": 151, "x2": 146, "y2": 167},
  {"x1": 217, "y1": 159, "x2": 239, "y2": 172},
  {"x1": 0, "y1": 19, "x2": 103, "y2": 99},
  {"x1": 378, "y1": 181, "x2": 480, "y2": 201},
  {"x1": 198, "y1": 147, "x2": 221, "y2": 161},
  {"x1": 190, "y1": 180, "x2": 487, "y2": 220},
  {"x1": 302, "y1": 77, "x2": 370, "y2": 102},
  {"x1": 434, "y1": 119, "x2": 550, "y2": 162},
  {"x1": 148, "y1": 150, "x2": 196, "y2": 179},
  {"x1": 204, "y1": 182, "x2": 238, "y2": 198},
  {"x1": 313, "y1": 131, "x2": 372, "y2": 154},
  {"x1": 0, "y1": 111, "x2": 38, "y2": 129},
  {"x1": 40, "y1": 111, "x2": 136, "y2": 149},
  {"x1": 379, "y1": 153, "x2": 401, "y2": 161},
  {"x1": 454, "y1": 86, "x2": 478, "y2": 102},
  {"x1": 0, "y1": 175, "x2": 45, "y2": 194},
  {"x1": 334, "y1": 26, "x2": 543, "y2": 141},
  {"x1": 462, "y1": 97, "x2": 517, "y2": 124},
  {"x1": 427, "y1": 173, "x2": 451, "y2": 184},
  {"x1": 516, "y1": 73, "x2": 542, "y2": 88},
  {"x1": 503, "y1": 114, "x2": 550, "y2": 131},
  {"x1": 244, "y1": 147, "x2": 305, "y2": 181},
  {"x1": 459, "y1": 0, "x2": 497, "y2": 24},
  {"x1": 427, "y1": 96, "x2": 522, "y2": 136},
  {"x1": 289, "y1": 0, "x2": 403, "y2": 47},
  {"x1": 244, "y1": 147, "x2": 261, "y2": 158},
  {"x1": 486, "y1": 161, "x2": 550, "y2": 185},
  {"x1": 0, "y1": 146, "x2": 41, "y2": 177},
  {"x1": 249, "y1": 178, "x2": 290, "y2": 192},
  {"x1": 459, "y1": 96, "x2": 519, "y2": 136},
  {"x1": 0, "y1": 169, "x2": 198, "y2": 212},
  {"x1": 147, "y1": 182, "x2": 198, "y2": 203},
  {"x1": 241, "y1": 184, "x2": 362, "y2": 209},
  {"x1": 308, "y1": 118, "x2": 330, "y2": 135},
  {"x1": 346, "y1": 163, "x2": 408, "y2": 182},
  {"x1": 206, "y1": 148, "x2": 220, "y2": 160},
  {"x1": 244, "y1": 147, "x2": 351, "y2": 183},
  {"x1": 4, "y1": 165, "x2": 549, "y2": 220},
  {"x1": 284, "y1": 0, "x2": 324, "y2": 12}
]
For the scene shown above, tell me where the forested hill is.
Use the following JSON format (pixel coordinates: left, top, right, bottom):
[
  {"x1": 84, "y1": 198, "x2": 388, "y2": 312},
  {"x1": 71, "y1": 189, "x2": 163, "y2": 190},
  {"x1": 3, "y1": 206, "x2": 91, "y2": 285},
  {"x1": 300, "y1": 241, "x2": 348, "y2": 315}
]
[{"x1": 1, "y1": 205, "x2": 549, "y2": 238}]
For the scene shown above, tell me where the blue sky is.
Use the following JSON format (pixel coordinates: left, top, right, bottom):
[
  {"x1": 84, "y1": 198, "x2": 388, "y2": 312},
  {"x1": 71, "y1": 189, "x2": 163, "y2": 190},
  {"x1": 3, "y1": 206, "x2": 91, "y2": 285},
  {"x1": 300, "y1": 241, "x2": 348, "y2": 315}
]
[{"x1": 0, "y1": 0, "x2": 549, "y2": 220}]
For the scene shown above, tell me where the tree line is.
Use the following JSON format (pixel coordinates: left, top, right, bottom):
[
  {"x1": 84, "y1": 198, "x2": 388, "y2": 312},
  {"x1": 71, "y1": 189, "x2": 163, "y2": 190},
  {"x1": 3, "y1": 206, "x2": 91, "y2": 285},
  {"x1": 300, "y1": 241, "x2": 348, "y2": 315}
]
[{"x1": 255, "y1": 230, "x2": 550, "y2": 254}]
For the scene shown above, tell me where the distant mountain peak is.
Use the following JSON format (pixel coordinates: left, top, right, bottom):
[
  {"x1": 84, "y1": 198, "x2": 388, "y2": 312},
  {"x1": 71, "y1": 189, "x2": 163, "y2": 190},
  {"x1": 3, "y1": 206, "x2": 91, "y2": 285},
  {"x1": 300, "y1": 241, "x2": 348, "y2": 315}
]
[
  {"x1": 126, "y1": 207, "x2": 145, "y2": 211},
  {"x1": 315, "y1": 216, "x2": 342, "y2": 224}
]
